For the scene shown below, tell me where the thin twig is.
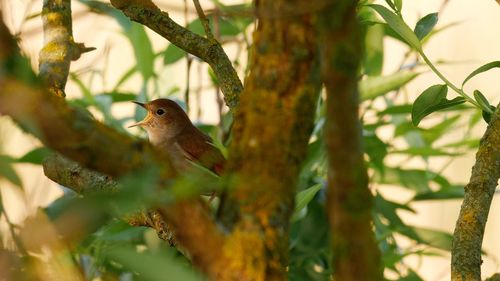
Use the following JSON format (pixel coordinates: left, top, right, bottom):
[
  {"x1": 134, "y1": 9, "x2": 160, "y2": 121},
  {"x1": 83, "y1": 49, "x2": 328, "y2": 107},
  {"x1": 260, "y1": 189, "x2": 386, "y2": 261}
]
[
  {"x1": 192, "y1": 0, "x2": 215, "y2": 41},
  {"x1": 184, "y1": 0, "x2": 191, "y2": 113},
  {"x1": 0, "y1": 192, "x2": 29, "y2": 256},
  {"x1": 185, "y1": 58, "x2": 193, "y2": 113}
]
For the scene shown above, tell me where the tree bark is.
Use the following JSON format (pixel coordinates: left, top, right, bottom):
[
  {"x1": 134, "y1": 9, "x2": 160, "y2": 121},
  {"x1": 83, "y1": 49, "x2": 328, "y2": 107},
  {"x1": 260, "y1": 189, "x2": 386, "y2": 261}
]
[
  {"x1": 39, "y1": 0, "x2": 94, "y2": 97},
  {"x1": 217, "y1": 1, "x2": 321, "y2": 280},
  {"x1": 316, "y1": 1, "x2": 383, "y2": 280},
  {"x1": 451, "y1": 103, "x2": 500, "y2": 281}
]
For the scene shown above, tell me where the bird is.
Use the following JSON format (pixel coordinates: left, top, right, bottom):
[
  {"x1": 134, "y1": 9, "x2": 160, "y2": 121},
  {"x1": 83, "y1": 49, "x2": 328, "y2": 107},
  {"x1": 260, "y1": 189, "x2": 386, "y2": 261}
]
[{"x1": 128, "y1": 99, "x2": 225, "y2": 177}]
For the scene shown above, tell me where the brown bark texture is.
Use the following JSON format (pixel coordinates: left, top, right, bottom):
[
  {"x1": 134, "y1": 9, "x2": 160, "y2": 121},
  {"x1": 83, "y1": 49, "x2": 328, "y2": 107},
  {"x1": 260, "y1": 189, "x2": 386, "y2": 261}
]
[
  {"x1": 451, "y1": 103, "x2": 500, "y2": 281},
  {"x1": 316, "y1": 1, "x2": 383, "y2": 281},
  {"x1": 215, "y1": 1, "x2": 322, "y2": 280}
]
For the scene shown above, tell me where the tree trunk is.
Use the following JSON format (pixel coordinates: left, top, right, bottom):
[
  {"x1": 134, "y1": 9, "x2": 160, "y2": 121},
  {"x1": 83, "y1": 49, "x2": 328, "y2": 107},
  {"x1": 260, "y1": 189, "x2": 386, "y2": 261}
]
[
  {"x1": 217, "y1": 1, "x2": 321, "y2": 280},
  {"x1": 316, "y1": 1, "x2": 383, "y2": 280}
]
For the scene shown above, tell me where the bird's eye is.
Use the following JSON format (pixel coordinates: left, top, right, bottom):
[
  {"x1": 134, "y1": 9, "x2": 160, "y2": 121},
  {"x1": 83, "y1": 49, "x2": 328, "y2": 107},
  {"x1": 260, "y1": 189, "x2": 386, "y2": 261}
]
[{"x1": 156, "y1": 109, "x2": 165, "y2": 116}]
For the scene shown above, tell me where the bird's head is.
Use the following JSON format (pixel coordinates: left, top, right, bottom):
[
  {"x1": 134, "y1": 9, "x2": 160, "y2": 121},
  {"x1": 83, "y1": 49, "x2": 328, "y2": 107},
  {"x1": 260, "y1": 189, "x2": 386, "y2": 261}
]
[{"x1": 129, "y1": 99, "x2": 190, "y2": 144}]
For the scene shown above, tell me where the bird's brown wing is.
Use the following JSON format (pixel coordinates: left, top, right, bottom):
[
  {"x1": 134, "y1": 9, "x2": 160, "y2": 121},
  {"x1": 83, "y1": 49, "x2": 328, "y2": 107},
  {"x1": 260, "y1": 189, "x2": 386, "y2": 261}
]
[{"x1": 176, "y1": 125, "x2": 225, "y2": 175}]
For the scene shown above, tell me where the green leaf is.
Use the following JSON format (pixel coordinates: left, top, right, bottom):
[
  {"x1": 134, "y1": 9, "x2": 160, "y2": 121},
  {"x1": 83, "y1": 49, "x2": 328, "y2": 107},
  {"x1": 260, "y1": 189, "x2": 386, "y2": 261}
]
[
  {"x1": 106, "y1": 246, "x2": 202, "y2": 281},
  {"x1": 17, "y1": 147, "x2": 51, "y2": 164},
  {"x1": 374, "y1": 194, "x2": 414, "y2": 233},
  {"x1": 364, "y1": 24, "x2": 384, "y2": 76},
  {"x1": 93, "y1": 220, "x2": 145, "y2": 242},
  {"x1": 96, "y1": 92, "x2": 136, "y2": 103},
  {"x1": 482, "y1": 105, "x2": 497, "y2": 123},
  {"x1": 414, "y1": 13, "x2": 438, "y2": 40},
  {"x1": 364, "y1": 132, "x2": 388, "y2": 173},
  {"x1": 374, "y1": 168, "x2": 445, "y2": 193},
  {"x1": 291, "y1": 183, "x2": 323, "y2": 222},
  {"x1": 70, "y1": 73, "x2": 94, "y2": 104},
  {"x1": 383, "y1": 0, "x2": 397, "y2": 12},
  {"x1": 473, "y1": 90, "x2": 493, "y2": 113},
  {"x1": 360, "y1": 71, "x2": 419, "y2": 101},
  {"x1": 462, "y1": 61, "x2": 500, "y2": 88},
  {"x1": 163, "y1": 44, "x2": 186, "y2": 65},
  {"x1": 369, "y1": 4, "x2": 422, "y2": 50},
  {"x1": 114, "y1": 65, "x2": 137, "y2": 90},
  {"x1": 0, "y1": 155, "x2": 22, "y2": 187},
  {"x1": 128, "y1": 23, "x2": 155, "y2": 80},
  {"x1": 412, "y1": 85, "x2": 448, "y2": 125},
  {"x1": 411, "y1": 85, "x2": 466, "y2": 126},
  {"x1": 394, "y1": 0, "x2": 402, "y2": 12},
  {"x1": 412, "y1": 226, "x2": 453, "y2": 251},
  {"x1": 78, "y1": 0, "x2": 131, "y2": 30},
  {"x1": 377, "y1": 104, "x2": 413, "y2": 116},
  {"x1": 443, "y1": 138, "x2": 480, "y2": 149},
  {"x1": 421, "y1": 115, "x2": 461, "y2": 144},
  {"x1": 414, "y1": 185, "x2": 464, "y2": 201},
  {"x1": 392, "y1": 147, "x2": 461, "y2": 157}
]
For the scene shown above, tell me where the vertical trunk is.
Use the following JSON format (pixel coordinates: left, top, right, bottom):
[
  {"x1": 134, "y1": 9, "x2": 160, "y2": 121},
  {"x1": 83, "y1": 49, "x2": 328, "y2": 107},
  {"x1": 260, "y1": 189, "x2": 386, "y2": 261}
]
[
  {"x1": 218, "y1": 1, "x2": 321, "y2": 280},
  {"x1": 316, "y1": 1, "x2": 383, "y2": 280}
]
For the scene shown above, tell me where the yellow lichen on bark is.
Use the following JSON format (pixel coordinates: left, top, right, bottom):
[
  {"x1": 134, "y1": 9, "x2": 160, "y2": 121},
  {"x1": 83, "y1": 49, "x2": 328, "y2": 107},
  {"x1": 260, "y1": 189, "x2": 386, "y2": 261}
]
[{"x1": 222, "y1": 225, "x2": 266, "y2": 281}]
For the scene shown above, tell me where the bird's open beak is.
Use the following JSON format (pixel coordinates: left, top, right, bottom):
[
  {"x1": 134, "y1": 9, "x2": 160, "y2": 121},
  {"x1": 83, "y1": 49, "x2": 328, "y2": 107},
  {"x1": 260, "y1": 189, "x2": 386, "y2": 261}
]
[
  {"x1": 132, "y1": 101, "x2": 146, "y2": 108},
  {"x1": 128, "y1": 121, "x2": 145, "y2": 128},
  {"x1": 128, "y1": 101, "x2": 147, "y2": 128}
]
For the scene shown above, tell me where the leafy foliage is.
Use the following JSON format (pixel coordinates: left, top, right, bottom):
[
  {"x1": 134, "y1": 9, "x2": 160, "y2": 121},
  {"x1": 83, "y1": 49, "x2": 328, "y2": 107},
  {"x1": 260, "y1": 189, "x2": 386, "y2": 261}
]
[{"x1": 0, "y1": 0, "x2": 493, "y2": 280}]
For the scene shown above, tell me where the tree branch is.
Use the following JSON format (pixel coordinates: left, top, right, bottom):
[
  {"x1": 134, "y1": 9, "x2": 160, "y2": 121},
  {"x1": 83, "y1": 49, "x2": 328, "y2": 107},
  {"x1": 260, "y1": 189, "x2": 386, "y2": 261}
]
[
  {"x1": 39, "y1": 0, "x2": 95, "y2": 98},
  {"x1": 451, "y1": 103, "x2": 500, "y2": 281},
  {"x1": 316, "y1": 1, "x2": 383, "y2": 280},
  {"x1": 43, "y1": 153, "x2": 117, "y2": 194},
  {"x1": 0, "y1": 20, "x2": 226, "y2": 277},
  {"x1": 109, "y1": 0, "x2": 242, "y2": 108}
]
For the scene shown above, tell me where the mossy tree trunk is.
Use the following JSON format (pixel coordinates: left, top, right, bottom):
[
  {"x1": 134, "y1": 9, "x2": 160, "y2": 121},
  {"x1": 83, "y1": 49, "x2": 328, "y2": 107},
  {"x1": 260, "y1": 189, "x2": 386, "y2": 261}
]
[{"x1": 217, "y1": 1, "x2": 321, "y2": 280}]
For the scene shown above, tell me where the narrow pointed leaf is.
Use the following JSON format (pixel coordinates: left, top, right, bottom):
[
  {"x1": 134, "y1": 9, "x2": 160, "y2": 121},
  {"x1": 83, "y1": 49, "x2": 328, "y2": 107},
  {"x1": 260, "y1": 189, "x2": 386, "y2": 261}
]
[
  {"x1": 0, "y1": 155, "x2": 22, "y2": 187},
  {"x1": 360, "y1": 71, "x2": 419, "y2": 101},
  {"x1": 291, "y1": 183, "x2": 323, "y2": 222},
  {"x1": 462, "y1": 61, "x2": 500, "y2": 88},
  {"x1": 17, "y1": 147, "x2": 51, "y2": 164},
  {"x1": 473, "y1": 90, "x2": 493, "y2": 113},
  {"x1": 369, "y1": 4, "x2": 422, "y2": 50},
  {"x1": 414, "y1": 13, "x2": 438, "y2": 40},
  {"x1": 163, "y1": 44, "x2": 186, "y2": 65},
  {"x1": 128, "y1": 23, "x2": 155, "y2": 80}
]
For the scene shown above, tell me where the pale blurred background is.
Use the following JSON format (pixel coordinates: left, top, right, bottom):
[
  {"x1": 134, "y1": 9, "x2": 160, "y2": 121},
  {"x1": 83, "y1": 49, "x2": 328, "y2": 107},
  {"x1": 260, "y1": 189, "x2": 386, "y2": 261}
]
[{"x1": 0, "y1": 0, "x2": 499, "y2": 280}]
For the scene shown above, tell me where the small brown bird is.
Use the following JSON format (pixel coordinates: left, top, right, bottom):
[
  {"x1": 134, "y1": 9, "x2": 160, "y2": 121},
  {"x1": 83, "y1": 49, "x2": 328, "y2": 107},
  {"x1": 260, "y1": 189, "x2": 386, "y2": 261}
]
[{"x1": 129, "y1": 99, "x2": 225, "y2": 176}]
